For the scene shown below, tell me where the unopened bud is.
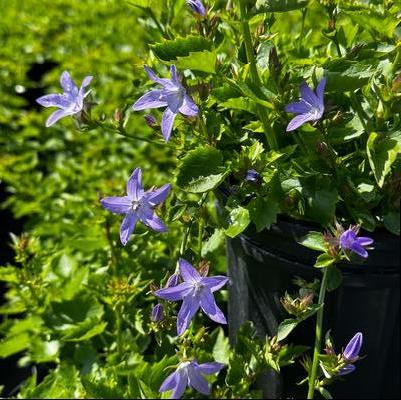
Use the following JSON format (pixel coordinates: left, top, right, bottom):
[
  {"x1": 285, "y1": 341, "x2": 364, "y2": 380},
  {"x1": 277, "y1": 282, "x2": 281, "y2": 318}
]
[
  {"x1": 144, "y1": 114, "x2": 157, "y2": 128},
  {"x1": 114, "y1": 108, "x2": 122, "y2": 122},
  {"x1": 151, "y1": 303, "x2": 164, "y2": 322},
  {"x1": 166, "y1": 273, "x2": 180, "y2": 288}
]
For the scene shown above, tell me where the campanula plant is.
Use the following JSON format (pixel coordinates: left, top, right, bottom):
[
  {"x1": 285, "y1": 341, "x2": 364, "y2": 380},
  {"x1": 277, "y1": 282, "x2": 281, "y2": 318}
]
[{"x1": 0, "y1": 0, "x2": 399, "y2": 399}]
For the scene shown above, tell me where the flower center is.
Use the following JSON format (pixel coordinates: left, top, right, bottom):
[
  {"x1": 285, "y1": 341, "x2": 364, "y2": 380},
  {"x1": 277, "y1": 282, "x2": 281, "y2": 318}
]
[
  {"x1": 193, "y1": 281, "x2": 204, "y2": 295},
  {"x1": 131, "y1": 199, "x2": 141, "y2": 211}
]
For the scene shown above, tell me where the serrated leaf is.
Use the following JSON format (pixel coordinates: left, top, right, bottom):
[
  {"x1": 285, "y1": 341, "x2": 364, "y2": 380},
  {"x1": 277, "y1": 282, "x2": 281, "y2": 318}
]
[
  {"x1": 151, "y1": 35, "x2": 212, "y2": 61},
  {"x1": 254, "y1": 0, "x2": 309, "y2": 13},
  {"x1": 176, "y1": 146, "x2": 228, "y2": 193},
  {"x1": 277, "y1": 319, "x2": 298, "y2": 341},
  {"x1": 383, "y1": 212, "x2": 400, "y2": 235},
  {"x1": 314, "y1": 253, "x2": 335, "y2": 268},
  {"x1": 201, "y1": 229, "x2": 225, "y2": 257},
  {"x1": 326, "y1": 266, "x2": 343, "y2": 292},
  {"x1": 174, "y1": 50, "x2": 216, "y2": 73},
  {"x1": 298, "y1": 231, "x2": 327, "y2": 252},
  {"x1": 225, "y1": 207, "x2": 250, "y2": 238},
  {"x1": 248, "y1": 196, "x2": 280, "y2": 232},
  {"x1": 366, "y1": 132, "x2": 401, "y2": 188},
  {"x1": 0, "y1": 333, "x2": 30, "y2": 358}
]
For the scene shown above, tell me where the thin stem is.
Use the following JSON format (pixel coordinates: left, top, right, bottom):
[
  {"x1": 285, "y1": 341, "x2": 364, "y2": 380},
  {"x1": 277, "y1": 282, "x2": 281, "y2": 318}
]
[
  {"x1": 175, "y1": 192, "x2": 209, "y2": 272},
  {"x1": 115, "y1": 303, "x2": 123, "y2": 357},
  {"x1": 307, "y1": 267, "x2": 329, "y2": 399},
  {"x1": 91, "y1": 120, "x2": 165, "y2": 146},
  {"x1": 238, "y1": 0, "x2": 278, "y2": 150}
]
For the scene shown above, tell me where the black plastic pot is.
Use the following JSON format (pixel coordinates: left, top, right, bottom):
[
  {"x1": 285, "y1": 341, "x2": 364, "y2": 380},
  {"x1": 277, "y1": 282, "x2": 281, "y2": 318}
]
[{"x1": 226, "y1": 218, "x2": 400, "y2": 399}]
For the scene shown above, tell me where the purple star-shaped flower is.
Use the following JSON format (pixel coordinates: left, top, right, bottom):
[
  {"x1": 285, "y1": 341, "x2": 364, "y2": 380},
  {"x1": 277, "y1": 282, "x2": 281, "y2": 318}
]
[
  {"x1": 132, "y1": 65, "x2": 199, "y2": 142},
  {"x1": 338, "y1": 332, "x2": 363, "y2": 376},
  {"x1": 36, "y1": 71, "x2": 93, "y2": 127},
  {"x1": 285, "y1": 77, "x2": 326, "y2": 132},
  {"x1": 154, "y1": 259, "x2": 228, "y2": 335},
  {"x1": 340, "y1": 229, "x2": 374, "y2": 258},
  {"x1": 159, "y1": 359, "x2": 224, "y2": 399},
  {"x1": 186, "y1": 0, "x2": 206, "y2": 16},
  {"x1": 100, "y1": 168, "x2": 171, "y2": 246}
]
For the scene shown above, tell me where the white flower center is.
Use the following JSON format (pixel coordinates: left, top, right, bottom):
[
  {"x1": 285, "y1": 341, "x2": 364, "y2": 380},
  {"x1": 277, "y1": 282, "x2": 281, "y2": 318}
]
[{"x1": 131, "y1": 199, "x2": 141, "y2": 211}]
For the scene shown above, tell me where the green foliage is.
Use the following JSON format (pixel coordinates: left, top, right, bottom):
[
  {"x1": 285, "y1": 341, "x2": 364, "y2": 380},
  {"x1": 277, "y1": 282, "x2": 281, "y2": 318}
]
[{"x1": 0, "y1": 0, "x2": 399, "y2": 398}]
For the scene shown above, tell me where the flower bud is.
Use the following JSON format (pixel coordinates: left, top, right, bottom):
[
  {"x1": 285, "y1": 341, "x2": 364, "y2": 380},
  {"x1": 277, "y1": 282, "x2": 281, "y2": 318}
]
[
  {"x1": 245, "y1": 169, "x2": 261, "y2": 183},
  {"x1": 151, "y1": 303, "x2": 164, "y2": 322},
  {"x1": 343, "y1": 332, "x2": 363, "y2": 361},
  {"x1": 166, "y1": 273, "x2": 180, "y2": 288},
  {"x1": 144, "y1": 114, "x2": 157, "y2": 128}
]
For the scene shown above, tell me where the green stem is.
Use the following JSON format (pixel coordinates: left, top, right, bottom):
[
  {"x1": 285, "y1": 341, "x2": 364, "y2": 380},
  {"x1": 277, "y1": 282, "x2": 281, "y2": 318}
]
[
  {"x1": 93, "y1": 120, "x2": 165, "y2": 146},
  {"x1": 175, "y1": 192, "x2": 209, "y2": 272},
  {"x1": 307, "y1": 267, "x2": 329, "y2": 399},
  {"x1": 115, "y1": 303, "x2": 123, "y2": 357},
  {"x1": 238, "y1": 0, "x2": 278, "y2": 150}
]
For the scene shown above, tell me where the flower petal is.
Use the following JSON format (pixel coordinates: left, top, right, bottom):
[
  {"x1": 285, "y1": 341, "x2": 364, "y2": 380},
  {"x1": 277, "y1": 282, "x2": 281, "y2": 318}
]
[
  {"x1": 343, "y1": 332, "x2": 363, "y2": 360},
  {"x1": 300, "y1": 81, "x2": 319, "y2": 106},
  {"x1": 154, "y1": 282, "x2": 192, "y2": 301},
  {"x1": 286, "y1": 113, "x2": 315, "y2": 132},
  {"x1": 170, "y1": 65, "x2": 179, "y2": 85},
  {"x1": 179, "y1": 259, "x2": 201, "y2": 283},
  {"x1": 161, "y1": 108, "x2": 177, "y2": 142},
  {"x1": 197, "y1": 362, "x2": 225, "y2": 375},
  {"x1": 179, "y1": 94, "x2": 199, "y2": 116},
  {"x1": 315, "y1": 77, "x2": 326, "y2": 108},
  {"x1": 202, "y1": 276, "x2": 229, "y2": 292},
  {"x1": 60, "y1": 71, "x2": 78, "y2": 96},
  {"x1": 284, "y1": 100, "x2": 310, "y2": 115},
  {"x1": 120, "y1": 212, "x2": 138, "y2": 246},
  {"x1": 338, "y1": 364, "x2": 356, "y2": 376},
  {"x1": 144, "y1": 65, "x2": 169, "y2": 86},
  {"x1": 155, "y1": 282, "x2": 193, "y2": 301},
  {"x1": 145, "y1": 184, "x2": 171, "y2": 206},
  {"x1": 177, "y1": 294, "x2": 200, "y2": 335},
  {"x1": 81, "y1": 75, "x2": 93, "y2": 89},
  {"x1": 159, "y1": 370, "x2": 180, "y2": 393},
  {"x1": 199, "y1": 287, "x2": 227, "y2": 324},
  {"x1": 141, "y1": 210, "x2": 167, "y2": 232},
  {"x1": 350, "y1": 243, "x2": 368, "y2": 258},
  {"x1": 126, "y1": 168, "x2": 143, "y2": 200},
  {"x1": 188, "y1": 365, "x2": 210, "y2": 395},
  {"x1": 132, "y1": 90, "x2": 167, "y2": 111},
  {"x1": 100, "y1": 196, "x2": 131, "y2": 214},
  {"x1": 45, "y1": 109, "x2": 71, "y2": 127},
  {"x1": 172, "y1": 369, "x2": 188, "y2": 399},
  {"x1": 357, "y1": 237, "x2": 374, "y2": 246},
  {"x1": 36, "y1": 94, "x2": 70, "y2": 108}
]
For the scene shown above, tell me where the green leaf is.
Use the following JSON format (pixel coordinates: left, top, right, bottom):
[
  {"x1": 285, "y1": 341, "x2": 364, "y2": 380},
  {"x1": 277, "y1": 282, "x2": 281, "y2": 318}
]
[
  {"x1": 176, "y1": 146, "x2": 228, "y2": 193},
  {"x1": 0, "y1": 333, "x2": 30, "y2": 358},
  {"x1": 302, "y1": 178, "x2": 338, "y2": 226},
  {"x1": 254, "y1": 0, "x2": 309, "y2": 13},
  {"x1": 202, "y1": 228, "x2": 225, "y2": 257},
  {"x1": 26, "y1": 364, "x2": 83, "y2": 398},
  {"x1": 213, "y1": 327, "x2": 230, "y2": 364},
  {"x1": 63, "y1": 321, "x2": 107, "y2": 342},
  {"x1": 324, "y1": 60, "x2": 374, "y2": 91},
  {"x1": 174, "y1": 50, "x2": 217, "y2": 73},
  {"x1": 225, "y1": 207, "x2": 251, "y2": 238},
  {"x1": 314, "y1": 253, "x2": 335, "y2": 268},
  {"x1": 298, "y1": 231, "x2": 327, "y2": 252},
  {"x1": 383, "y1": 212, "x2": 400, "y2": 235},
  {"x1": 277, "y1": 319, "x2": 298, "y2": 341},
  {"x1": 248, "y1": 196, "x2": 280, "y2": 232},
  {"x1": 366, "y1": 132, "x2": 401, "y2": 188},
  {"x1": 151, "y1": 35, "x2": 212, "y2": 61},
  {"x1": 326, "y1": 266, "x2": 343, "y2": 292}
]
